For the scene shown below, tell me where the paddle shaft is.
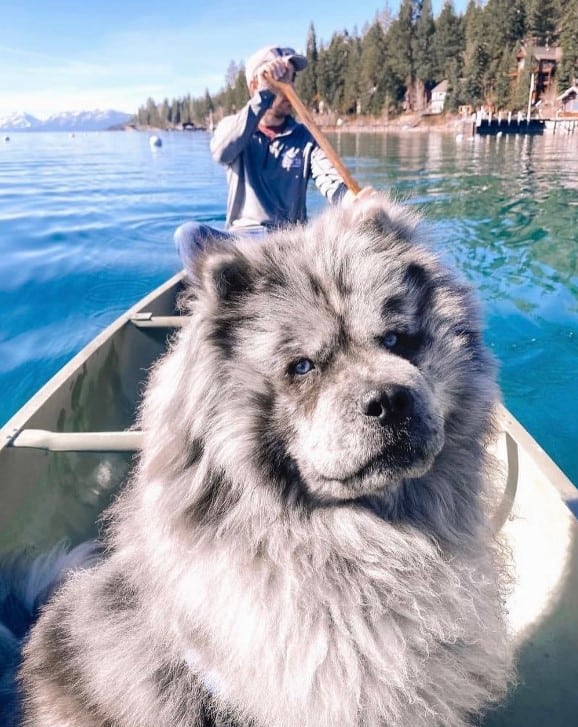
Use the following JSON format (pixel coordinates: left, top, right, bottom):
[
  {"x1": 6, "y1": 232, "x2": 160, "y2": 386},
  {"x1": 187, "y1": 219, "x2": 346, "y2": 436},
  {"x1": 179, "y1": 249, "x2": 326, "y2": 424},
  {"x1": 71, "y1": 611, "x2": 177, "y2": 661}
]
[{"x1": 268, "y1": 79, "x2": 361, "y2": 195}]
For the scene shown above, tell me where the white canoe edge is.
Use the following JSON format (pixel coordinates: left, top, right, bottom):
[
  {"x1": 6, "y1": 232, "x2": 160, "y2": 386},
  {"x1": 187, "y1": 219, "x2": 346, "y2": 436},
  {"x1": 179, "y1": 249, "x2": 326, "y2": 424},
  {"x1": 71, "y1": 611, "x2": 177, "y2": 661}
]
[
  {"x1": 1, "y1": 271, "x2": 185, "y2": 449},
  {"x1": 494, "y1": 403, "x2": 578, "y2": 649}
]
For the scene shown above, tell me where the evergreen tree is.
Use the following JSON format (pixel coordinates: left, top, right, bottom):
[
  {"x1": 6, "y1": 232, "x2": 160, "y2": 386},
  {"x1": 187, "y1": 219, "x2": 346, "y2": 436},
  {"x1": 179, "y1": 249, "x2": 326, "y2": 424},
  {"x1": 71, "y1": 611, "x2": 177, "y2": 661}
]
[
  {"x1": 461, "y1": 0, "x2": 489, "y2": 105},
  {"x1": 388, "y1": 0, "x2": 417, "y2": 110},
  {"x1": 204, "y1": 90, "x2": 214, "y2": 116},
  {"x1": 526, "y1": 0, "x2": 560, "y2": 46},
  {"x1": 296, "y1": 23, "x2": 319, "y2": 109},
  {"x1": 161, "y1": 98, "x2": 171, "y2": 126},
  {"x1": 462, "y1": 41, "x2": 489, "y2": 105},
  {"x1": 225, "y1": 61, "x2": 242, "y2": 88},
  {"x1": 494, "y1": 47, "x2": 516, "y2": 108},
  {"x1": 413, "y1": 0, "x2": 436, "y2": 110},
  {"x1": 443, "y1": 57, "x2": 462, "y2": 111},
  {"x1": 318, "y1": 32, "x2": 352, "y2": 112},
  {"x1": 170, "y1": 99, "x2": 181, "y2": 125},
  {"x1": 463, "y1": 0, "x2": 483, "y2": 48},
  {"x1": 342, "y1": 34, "x2": 362, "y2": 114},
  {"x1": 432, "y1": 1, "x2": 465, "y2": 82},
  {"x1": 558, "y1": 0, "x2": 578, "y2": 88},
  {"x1": 511, "y1": 44, "x2": 534, "y2": 110},
  {"x1": 358, "y1": 20, "x2": 388, "y2": 114},
  {"x1": 233, "y1": 69, "x2": 250, "y2": 111},
  {"x1": 482, "y1": 0, "x2": 526, "y2": 102}
]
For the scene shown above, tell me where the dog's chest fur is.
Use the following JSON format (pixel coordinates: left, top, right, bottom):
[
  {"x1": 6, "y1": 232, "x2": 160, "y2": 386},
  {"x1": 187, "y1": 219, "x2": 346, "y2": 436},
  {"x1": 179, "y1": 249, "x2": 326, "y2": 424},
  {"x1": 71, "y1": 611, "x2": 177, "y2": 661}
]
[{"x1": 159, "y1": 508, "x2": 499, "y2": 727}]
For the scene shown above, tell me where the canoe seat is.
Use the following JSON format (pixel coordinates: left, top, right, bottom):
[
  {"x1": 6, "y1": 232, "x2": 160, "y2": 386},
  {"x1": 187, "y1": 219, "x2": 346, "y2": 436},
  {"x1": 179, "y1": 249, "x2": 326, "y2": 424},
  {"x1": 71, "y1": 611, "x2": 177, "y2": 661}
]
[
  {"x1": 8, "y1": 429, "x2": 143, "y2": 452},
  {"x1": 130, "y1": 313, "x2": 186, "y2": 328}
]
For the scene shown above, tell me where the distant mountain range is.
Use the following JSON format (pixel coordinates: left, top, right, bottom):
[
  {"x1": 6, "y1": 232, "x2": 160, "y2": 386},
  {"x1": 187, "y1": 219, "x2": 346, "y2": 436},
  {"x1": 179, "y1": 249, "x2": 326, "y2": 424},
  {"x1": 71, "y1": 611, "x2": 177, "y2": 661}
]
[{"x1": 0, "y1": 110, "x2": 134, "y2": 133}]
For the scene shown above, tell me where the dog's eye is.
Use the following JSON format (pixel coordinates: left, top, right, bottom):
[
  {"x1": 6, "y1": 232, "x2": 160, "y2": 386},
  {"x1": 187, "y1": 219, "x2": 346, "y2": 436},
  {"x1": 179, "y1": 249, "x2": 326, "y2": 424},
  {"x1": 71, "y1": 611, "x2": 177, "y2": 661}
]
[
  {"x1": 291, "y1": 358, "x2": 315, "y2": 376},
  {"x1": 379, "y1": 331, "x2": 423, "y2": 361},
  {"x1": 381, "y1": 332, "x2": 399, "y2": 349}
]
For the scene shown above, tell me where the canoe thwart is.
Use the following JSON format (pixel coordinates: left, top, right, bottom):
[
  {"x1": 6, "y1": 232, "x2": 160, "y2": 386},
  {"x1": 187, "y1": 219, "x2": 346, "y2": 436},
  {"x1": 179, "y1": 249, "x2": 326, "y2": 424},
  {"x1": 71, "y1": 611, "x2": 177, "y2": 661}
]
[
  {"x1": 492, "y1": 431, "x2": 519, "y2": 533},
  {"x1": 130, "y1": 313, "x2": 186, "y2": 328},
  {"x1": 8, "y1": 429, "x2": 143, "y2": 452}
]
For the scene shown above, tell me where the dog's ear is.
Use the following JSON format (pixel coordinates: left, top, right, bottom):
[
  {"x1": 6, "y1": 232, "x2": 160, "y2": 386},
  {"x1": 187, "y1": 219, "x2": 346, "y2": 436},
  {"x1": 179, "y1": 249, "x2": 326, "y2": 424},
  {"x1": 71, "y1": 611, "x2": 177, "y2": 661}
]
[
  {"x1": 350, "y1": 195, "x2": 419, "y2": 245},
  {"x1": 197, "y1": 248, "x2": 254, "y2": 304}
]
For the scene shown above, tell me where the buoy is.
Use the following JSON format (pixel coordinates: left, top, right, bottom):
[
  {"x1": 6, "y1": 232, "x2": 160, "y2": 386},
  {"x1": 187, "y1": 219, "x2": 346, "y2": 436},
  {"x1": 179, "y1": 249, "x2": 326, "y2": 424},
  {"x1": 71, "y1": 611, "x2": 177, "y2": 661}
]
[
  {"x1": 3, "y1": 136, "x2": 9, "y2": 142},
  {"x1": 149, "y1": 135, "x2": 162, "y2": 148}
]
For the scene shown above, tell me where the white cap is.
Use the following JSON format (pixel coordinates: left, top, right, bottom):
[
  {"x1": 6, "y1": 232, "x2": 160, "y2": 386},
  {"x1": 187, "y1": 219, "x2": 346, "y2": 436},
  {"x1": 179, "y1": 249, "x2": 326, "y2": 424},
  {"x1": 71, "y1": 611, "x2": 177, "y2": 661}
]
[{"x1": 245, "y1": 45, "x2": 308, "y2": 86}]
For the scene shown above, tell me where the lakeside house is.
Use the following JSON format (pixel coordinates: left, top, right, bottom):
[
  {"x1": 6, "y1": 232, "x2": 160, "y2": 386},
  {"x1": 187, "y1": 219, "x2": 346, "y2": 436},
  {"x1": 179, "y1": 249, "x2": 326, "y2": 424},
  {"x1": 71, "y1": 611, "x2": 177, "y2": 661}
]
[
  {"x1": 557, "y1": 85, "x2": 578, "y2": 117},
  {"x1": 429, "y1": 80, "x2": 449, "y2": 114},
  {"x1": 516, "y1": 44, "x2": 562, "y2": 106}
]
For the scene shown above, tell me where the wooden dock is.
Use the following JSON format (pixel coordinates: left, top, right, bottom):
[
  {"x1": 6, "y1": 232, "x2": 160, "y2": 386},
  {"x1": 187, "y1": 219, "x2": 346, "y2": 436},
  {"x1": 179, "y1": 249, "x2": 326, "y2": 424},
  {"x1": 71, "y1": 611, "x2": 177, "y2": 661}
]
[
  {"x1": 475, "y1": 116, "x2": 545, "y2": 136},
  {"x1": 474, "y1": 110, "x2": 577, "y2": 136}
]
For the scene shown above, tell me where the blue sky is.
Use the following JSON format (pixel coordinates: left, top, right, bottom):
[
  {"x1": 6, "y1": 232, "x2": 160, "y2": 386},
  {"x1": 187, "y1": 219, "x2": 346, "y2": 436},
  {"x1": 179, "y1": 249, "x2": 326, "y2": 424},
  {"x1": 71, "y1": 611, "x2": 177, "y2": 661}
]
[{"x1": 0, "y1": 0, "x2": 469, "y2": 118}]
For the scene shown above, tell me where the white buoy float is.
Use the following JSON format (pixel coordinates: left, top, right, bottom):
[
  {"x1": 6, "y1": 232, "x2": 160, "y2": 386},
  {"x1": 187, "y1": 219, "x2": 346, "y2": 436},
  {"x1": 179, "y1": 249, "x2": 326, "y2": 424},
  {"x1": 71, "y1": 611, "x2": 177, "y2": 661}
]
[{"x1": 149, "y1": 135, "x2": 162, "y2": 148}]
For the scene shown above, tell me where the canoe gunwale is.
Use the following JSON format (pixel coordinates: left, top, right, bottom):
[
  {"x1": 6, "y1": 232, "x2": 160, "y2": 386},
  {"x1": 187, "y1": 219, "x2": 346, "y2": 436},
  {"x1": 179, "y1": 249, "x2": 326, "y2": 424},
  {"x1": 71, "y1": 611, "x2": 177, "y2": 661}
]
[{"x1": 0, "y1": 271, "x2": 185, "y2": 448}]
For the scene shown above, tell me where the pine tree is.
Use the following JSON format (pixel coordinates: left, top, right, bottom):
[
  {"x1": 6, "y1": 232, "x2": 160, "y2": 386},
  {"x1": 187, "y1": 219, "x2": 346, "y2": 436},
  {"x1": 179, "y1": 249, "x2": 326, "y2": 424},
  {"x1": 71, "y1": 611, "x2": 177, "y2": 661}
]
[
  {"x1": 413, "y1": 0, "x2": 436, "y2": 110},
  {"x1": 358, "y1": 21, "x2": 388, "y2": 114},
  {"x1": 170, "y1": 99, "x2": 181, "y2": 126},
  {"x1": 225, "y1": 61, "x2": 242, "y2": 88},
  {"x1": 432, "y1": 0, "x2": 465, "y2": 82},
  {"x1": 462, "y1": 41, "x2": 490, "y2": 105},
  {"x1": 296, "y1": 23, "x2": 319, "y2": 109},
  {"x1": 511, "y1": 45, "x2": 534, "y2": 111},
  {"x1": 481, "y1": 0, "x2": 526, "y2": 102},
  {"x1": 558, "y1": 0, "x2": 578, "y2": 88},
  {"x1": 388, "y1": 0, "x2": 417, "y2": 110},
  {"x1": 526, "y1": 0, "x2": 560, "y2": 46},
  {"x1": 318, "y1": 32, "x2": 352, "y2": 112},
  {"x1": 461, "y1": 1, "x2": 483, "y2": 105},
  {"x1": 494, "y1": 47, "x2": 516, "y2": 108},
  {"x1": 342, "y1": 34, "x2": 362, "y2": 114}
]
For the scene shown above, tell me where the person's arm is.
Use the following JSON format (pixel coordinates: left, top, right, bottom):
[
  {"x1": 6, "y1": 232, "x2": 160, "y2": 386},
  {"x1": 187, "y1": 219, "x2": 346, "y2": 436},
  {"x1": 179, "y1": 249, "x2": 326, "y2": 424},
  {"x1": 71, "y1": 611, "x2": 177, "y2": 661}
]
[
  {"x1": 310, "y1": 145, "x2": 375, "y2": 207},
  {"x1": 210, "y1": 90, "x2": 275, "y2": 165},
  {"x1": 309, "y1": 145, "x2": 349, "y2": 204},
  {"x1": 311, "y1": 146, "x2": 347, "y2": 204}
]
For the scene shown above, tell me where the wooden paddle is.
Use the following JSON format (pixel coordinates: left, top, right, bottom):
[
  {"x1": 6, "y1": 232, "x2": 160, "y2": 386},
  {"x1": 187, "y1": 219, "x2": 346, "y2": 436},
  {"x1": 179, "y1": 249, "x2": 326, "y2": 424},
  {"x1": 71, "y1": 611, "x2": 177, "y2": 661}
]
[{"x1": 266, "y1": 78, "x2": 361, "y2": 195}]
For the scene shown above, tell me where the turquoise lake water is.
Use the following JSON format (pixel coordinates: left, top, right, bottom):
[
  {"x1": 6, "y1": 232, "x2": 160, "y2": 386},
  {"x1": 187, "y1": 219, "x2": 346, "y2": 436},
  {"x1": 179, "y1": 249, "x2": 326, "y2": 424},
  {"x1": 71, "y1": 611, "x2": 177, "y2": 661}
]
[{"x1": 0, "y1": 130, "x2": 576, "y2": 485}]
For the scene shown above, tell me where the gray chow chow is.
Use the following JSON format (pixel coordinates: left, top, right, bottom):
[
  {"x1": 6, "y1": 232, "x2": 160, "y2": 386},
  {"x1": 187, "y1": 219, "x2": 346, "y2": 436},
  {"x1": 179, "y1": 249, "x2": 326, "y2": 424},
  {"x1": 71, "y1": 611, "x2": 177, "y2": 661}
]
[{"x1": 20, "y1": 195, "x2": 513, "y2": 726}]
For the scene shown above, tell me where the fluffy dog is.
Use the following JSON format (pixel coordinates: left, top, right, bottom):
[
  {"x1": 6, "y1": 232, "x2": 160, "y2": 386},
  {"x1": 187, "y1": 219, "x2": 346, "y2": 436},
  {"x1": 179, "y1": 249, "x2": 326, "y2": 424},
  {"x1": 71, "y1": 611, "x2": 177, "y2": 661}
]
[{"x1": 20, "y1": 195, "x2": 513, "y2": 726}]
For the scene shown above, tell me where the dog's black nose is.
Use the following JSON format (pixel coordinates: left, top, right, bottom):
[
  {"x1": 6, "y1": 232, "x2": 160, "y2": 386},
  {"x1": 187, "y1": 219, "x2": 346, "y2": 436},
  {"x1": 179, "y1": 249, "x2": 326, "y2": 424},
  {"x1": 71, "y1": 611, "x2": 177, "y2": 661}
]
[{"x1": 361, "y1": 385, "x2": 413, "y2": 423}]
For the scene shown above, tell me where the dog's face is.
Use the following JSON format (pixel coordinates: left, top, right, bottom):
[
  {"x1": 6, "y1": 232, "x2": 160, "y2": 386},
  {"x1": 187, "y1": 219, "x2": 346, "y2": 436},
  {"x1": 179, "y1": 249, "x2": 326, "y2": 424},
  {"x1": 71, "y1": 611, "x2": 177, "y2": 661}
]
[{"x1": 189, "y1": 197, "x2": 496, "y2": 503}]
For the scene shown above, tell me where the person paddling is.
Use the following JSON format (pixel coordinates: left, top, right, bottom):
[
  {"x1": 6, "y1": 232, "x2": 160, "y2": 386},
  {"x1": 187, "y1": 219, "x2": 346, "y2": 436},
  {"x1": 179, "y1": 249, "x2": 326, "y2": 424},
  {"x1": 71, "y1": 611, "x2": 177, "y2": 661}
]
[{"x1": 174, "y1": 44, "x2": 373, "y2": 272}]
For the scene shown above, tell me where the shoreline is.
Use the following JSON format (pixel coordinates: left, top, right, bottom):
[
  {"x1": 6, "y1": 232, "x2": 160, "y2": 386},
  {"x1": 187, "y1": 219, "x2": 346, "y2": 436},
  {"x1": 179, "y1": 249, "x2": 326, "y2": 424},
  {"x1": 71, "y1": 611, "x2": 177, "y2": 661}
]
[{"x1": 126, "y1": 113, "x2": 477, "y2": 136}]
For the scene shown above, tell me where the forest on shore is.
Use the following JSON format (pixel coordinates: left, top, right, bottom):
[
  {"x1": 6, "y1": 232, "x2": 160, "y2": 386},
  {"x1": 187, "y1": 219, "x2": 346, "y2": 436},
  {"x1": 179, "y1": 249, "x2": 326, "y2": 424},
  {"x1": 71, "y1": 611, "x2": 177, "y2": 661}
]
[{"x1": 134, "y1": 0, "x2": 578, "y2": 129}]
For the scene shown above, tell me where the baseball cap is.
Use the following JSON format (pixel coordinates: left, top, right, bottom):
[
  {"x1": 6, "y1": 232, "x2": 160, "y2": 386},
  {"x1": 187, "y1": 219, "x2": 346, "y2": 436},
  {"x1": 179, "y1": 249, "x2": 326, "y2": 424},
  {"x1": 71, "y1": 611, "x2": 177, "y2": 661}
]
[{"x1": 245, "y1": 46, "x2": 308, "y2": 85}]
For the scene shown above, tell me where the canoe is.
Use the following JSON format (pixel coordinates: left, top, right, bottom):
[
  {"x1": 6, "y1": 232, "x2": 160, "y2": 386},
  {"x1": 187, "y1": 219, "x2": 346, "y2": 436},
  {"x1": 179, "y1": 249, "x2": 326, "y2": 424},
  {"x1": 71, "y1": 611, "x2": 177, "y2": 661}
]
[{"x1": 1, "y1": 272, "x2": 577, "y2": 725}]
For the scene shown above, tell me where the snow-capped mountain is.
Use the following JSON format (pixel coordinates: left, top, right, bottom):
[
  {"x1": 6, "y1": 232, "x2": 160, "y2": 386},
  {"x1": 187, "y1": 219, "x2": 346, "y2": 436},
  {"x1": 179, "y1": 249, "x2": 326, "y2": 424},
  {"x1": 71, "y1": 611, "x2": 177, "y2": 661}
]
[
  {"x1": 0, "y1": 109, "x2": 133, "y2": 132},
  {"x1": 0, "y1": 112, "x2": 41, "y2": 131}
]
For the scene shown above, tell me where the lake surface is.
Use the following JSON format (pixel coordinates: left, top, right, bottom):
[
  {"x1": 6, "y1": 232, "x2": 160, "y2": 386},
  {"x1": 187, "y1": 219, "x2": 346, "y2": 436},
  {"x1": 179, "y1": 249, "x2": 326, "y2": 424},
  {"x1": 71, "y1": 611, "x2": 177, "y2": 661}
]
[{"x1": 0, "y1": 129, "x2": 576, "y2": 485}]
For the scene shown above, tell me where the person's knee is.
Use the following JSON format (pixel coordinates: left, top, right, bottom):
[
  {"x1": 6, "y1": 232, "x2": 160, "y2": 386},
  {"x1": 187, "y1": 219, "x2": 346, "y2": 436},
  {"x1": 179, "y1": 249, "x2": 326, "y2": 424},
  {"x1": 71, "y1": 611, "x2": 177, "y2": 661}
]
[
  {"x1": 174, "y1": 221, "x2": 205, "y2": 253},
  {"x1": 173, "y1": 222, "x2": 232, "y2": 274}
]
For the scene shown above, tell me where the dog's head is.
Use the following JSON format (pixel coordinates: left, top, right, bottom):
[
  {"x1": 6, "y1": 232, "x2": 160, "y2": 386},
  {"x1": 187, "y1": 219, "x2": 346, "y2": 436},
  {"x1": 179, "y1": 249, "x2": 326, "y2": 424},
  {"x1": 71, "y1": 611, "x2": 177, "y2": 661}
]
[{"x1": 174, "y1": 195, "x2": 497, "y2": 505}]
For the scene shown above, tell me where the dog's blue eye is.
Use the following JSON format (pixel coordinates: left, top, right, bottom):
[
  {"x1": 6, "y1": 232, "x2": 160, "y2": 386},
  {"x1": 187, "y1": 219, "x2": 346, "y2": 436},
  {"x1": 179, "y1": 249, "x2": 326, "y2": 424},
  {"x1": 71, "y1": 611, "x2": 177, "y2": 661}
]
[
  {"x1": 382, "y1": 332, "x2": 398, "y2": 349},
  {"x1": 292, "y1": 358, "x2": 314, "y2": 375}
]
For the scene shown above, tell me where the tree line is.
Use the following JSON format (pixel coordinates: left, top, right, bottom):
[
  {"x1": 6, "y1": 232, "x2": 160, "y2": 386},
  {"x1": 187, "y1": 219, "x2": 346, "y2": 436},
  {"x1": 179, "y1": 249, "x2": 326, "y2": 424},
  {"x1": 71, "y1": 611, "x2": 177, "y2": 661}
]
[{"x1": 135, "y1": 0, "x2": 578, "y2": 128}]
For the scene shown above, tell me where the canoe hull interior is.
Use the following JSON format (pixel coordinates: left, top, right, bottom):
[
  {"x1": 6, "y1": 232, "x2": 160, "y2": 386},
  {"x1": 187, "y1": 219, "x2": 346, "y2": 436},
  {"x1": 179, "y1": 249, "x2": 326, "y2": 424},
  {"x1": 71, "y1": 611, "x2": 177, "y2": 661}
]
[{"x1": 0, "y1": 273, "x2": 184, "y2": 554}]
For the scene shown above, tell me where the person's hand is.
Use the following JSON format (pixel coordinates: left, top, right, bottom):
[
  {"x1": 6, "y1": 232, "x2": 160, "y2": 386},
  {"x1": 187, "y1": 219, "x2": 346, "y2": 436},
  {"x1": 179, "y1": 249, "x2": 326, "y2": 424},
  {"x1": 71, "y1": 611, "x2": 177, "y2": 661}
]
[
  {"x1": 255, "y1": 58, "x2": 294, "y2": 92},
  {"x1": 341, "y1": 186, "x2": 376, "y2": 209}
]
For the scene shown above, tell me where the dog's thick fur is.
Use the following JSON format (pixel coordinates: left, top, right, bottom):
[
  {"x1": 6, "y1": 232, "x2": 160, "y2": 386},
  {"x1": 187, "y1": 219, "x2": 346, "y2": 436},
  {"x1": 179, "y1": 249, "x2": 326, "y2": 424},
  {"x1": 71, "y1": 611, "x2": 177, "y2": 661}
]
[{"x1": 20, "y1": 196, "x2": 513, "y2": 726}]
